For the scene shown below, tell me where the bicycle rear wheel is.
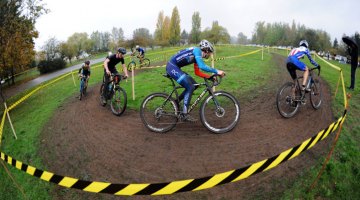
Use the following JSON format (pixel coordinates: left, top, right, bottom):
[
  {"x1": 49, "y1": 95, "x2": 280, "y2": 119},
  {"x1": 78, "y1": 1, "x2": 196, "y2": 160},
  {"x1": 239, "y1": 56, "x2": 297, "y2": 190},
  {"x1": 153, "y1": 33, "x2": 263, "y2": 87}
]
[
  {"x1": 110, "y1": 87, "x2": 127, "y2": 116},
  {"x1": 140, "y1": 93, "x2": 178, "y2": 133},
  {"x1": 310, "y1": 78, "x2": 322, "y2": 109},
  {"x1": 276, "y1": 82, "x2": 299, "y2": 118},
  {"x1": 141, "y1": 58, "x2": 150, "y2": 67},
  {"x1": 99, "y1": 83, "x2": 107, "y2": 106},
  {"x1": 200, "y1": 91, "x2": 240, "y2": 134}
]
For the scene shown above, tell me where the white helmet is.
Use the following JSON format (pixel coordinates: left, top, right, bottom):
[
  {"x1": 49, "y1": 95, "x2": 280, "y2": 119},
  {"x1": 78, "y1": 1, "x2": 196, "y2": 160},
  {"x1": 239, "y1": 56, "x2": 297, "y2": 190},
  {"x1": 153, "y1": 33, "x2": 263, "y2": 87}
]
[
  {"x1": 135, "y1": 45, "x2": 139, "y2": 50},
  {"x1": 199, "y1": 40, "x2": 214, "y2": 52},
  {"x1": 299, "y1": 40, "x2": 309, "y2": 48}
]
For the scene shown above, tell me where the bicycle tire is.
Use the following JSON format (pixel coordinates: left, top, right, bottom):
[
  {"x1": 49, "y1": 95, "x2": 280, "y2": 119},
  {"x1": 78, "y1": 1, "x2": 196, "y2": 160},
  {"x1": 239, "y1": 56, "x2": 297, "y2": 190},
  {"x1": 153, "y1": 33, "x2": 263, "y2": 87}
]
[
  {"x1": 79, "y1": 79, "x2": 84, "y2": 100},
  {"x1": 310, "y1": 78, "x2": 322, "y2": 109},
  {"x1": 200, "y1": 91, "x2": 240, "y2": 134},
  {"x1": 140, "y1": 93, "x2": 178, "y2": 133},
  {"x1": 110, "y1": 87, "x2": 127, "y2": 116},
  {"x1": 99, "y1": 83, "x2": 107, "y2": 106},
  {"x1": 141, "y1": 58, "x2": 150, "y2": 68},
  {"x1": 276, "y1": 82, "x2": 299, "y2": 118},
  {"x1": 127, "y1": 61, "x2": 136, "y2": 72}
]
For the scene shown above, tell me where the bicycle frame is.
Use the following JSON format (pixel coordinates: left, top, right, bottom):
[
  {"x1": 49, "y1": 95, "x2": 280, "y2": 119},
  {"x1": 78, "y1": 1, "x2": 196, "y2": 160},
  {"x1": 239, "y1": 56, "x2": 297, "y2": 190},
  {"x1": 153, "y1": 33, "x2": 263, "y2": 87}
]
[
  {"x1": 293, "y1": 67, "x2": 320, "y2": 102},
  {"x1": 163, "y1": 75, "x2": 218, "y2": 114}
]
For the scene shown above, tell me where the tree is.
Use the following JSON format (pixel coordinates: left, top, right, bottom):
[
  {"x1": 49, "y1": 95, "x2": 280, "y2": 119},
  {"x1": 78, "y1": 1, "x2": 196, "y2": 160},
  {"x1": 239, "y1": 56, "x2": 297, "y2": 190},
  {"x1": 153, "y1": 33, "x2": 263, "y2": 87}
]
[
  {"x1": 190, "y1": 12, "x2": 201, "y2": 44},
  {"x1": 169, "y1": 6, "x2": 181, "y2": 46},
  {"x1": 162, "y1": 16, "x2": 171, "y2": 46},
  {"x1": 0, "y1": 0, "x2": 47, "y2": 85},
  {"x1": 133, "y1": 28, "x2": 152, "y2": 48},
  {"x1": 59, "y1": 42, "x2": 76, "y2": 63},
  {"x1": 237, "y1": 32, "x2": 248, "y2": 45},
  {"x1": 202, "y1": 21, "x2": 230, "y2": 44},
  {"x1": 110, "y1": 27, "x2": 124, "y2": 50},
  {"x1": 67, "y1": 32, "x2": 92, "y2": 57},
  {"x1": 154, "y1": 11, "x2": 164, "y2": 45},
  {"x1": 180, "y1": 29, "x2": 189, "y2": 45},
  {"x1": 42, "y1": 37, "x2": 60, "y2": 61}
]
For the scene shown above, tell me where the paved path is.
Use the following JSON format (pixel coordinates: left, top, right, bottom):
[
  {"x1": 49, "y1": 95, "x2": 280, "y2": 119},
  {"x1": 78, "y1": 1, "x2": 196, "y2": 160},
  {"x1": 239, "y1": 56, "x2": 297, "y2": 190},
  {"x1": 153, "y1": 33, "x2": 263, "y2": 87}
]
[{"x1": 1, "y1": 58, "x2": 104, "y2": 99}]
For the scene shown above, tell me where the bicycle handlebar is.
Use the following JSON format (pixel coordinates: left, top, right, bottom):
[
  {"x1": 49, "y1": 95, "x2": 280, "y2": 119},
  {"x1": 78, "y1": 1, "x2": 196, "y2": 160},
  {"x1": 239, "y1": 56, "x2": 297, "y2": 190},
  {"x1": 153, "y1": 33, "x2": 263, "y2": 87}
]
[{"x1": 310, "y1": 66, "x2": 321, "y2": 76}]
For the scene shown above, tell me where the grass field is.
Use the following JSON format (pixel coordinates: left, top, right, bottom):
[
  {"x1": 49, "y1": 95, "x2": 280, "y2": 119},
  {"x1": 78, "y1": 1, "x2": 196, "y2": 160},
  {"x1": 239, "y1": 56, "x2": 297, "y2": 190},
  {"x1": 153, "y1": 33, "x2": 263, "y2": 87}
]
[{"x1": 0, "y1": 46, "x2": 358, "y2": 199}]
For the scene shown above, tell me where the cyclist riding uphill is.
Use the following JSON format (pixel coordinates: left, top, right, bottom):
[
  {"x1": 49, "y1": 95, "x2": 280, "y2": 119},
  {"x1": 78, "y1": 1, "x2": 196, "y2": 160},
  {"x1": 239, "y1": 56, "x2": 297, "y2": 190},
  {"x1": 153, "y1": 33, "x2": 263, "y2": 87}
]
[
  {"x1": 101, "y1": 47, "x2": 129, "y2": 104},
  {"x1": 135, "y1": 45, "x2": 145, "y2": 62},
  {"x1": 165, "y1": 39, "x2": 225, "y2": 122},
  {"x1": 78, "y1": 60, "x2": 91, "y2": 83},
  {"x1": 286, "y1": 40, "x2": 320, "y2": 92}
]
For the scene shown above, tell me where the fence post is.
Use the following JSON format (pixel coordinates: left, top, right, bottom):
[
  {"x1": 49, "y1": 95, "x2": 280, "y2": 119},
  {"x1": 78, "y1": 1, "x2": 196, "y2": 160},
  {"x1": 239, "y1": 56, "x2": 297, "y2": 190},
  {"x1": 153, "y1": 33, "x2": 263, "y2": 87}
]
[
  {"x1": 3, "y1": 103, "x2": 17, "y2": 139},
  {"x1": 71, "y1": 70, "x2": 76, "y2": 87},
  {"x1": 132, "y1": 65, "x2": 135, "y2": 100}
]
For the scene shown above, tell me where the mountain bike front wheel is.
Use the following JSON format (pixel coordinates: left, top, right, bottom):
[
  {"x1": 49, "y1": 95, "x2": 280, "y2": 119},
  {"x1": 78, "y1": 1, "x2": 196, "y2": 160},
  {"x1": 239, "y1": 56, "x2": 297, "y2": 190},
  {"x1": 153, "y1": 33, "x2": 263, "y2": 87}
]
[
  {"x1": 140, "y1": 93, "x2": 178, "y2": 133},
  {"x1": 276, "y1": 82, "x2": 299, "y2": 118},
  {"x1": 110, "y1": 87, "x2": 127, "y2": 116},
  {"x1": 127, "y1": 61, "x2": 136, "y2": 72},
  {"x1": 200, "y1": 91, "x2": 240, "y2": 134},
  {"x1": 310, "y1": 78, "x2": 322, "y2": 109}
]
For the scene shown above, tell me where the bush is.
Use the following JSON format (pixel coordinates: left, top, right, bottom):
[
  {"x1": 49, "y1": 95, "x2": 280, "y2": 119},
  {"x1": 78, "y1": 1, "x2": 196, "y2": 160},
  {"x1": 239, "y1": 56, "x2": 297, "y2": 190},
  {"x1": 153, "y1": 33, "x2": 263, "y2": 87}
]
[{"x1": 37, "y1": 58, "x2": 66, "y2": 74}]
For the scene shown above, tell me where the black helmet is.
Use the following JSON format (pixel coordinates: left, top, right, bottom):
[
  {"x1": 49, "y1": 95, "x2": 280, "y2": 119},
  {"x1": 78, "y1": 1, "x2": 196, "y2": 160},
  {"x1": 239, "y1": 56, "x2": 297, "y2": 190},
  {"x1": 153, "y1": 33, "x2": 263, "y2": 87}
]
[
  {"x1": 117, "y1": 47, "x2": 126, "y2": 55},
  {"x1": 84, "y1": 60, "x2": 90, "y2": 65}
]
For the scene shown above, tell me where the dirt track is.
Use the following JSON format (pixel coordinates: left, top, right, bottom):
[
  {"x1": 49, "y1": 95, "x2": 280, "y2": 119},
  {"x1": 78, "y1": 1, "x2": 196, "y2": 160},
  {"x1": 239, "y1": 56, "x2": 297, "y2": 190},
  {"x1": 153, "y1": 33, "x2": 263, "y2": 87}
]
[{"x1": 40, "y1": 54, "x2": 335, "y2": 200}]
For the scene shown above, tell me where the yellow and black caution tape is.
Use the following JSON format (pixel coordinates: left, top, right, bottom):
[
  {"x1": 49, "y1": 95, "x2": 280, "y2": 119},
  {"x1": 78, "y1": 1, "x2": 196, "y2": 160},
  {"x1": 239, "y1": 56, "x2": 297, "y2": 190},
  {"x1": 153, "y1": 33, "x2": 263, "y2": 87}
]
[{"x1": 0, "y1": 114, "x2": 345, "y2": 196}]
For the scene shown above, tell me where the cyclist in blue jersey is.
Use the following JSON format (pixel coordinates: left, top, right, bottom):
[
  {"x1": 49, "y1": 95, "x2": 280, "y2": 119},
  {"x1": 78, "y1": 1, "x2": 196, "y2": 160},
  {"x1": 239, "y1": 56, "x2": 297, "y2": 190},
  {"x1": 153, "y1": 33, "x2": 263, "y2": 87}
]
[
  {"x1": 166, "y1": 39, "x2": 225, "y2": 122},
  {"x1": 286, "y1": 40, "x2": 320, "y2": 92},
  {"x1": 135, "y1": 45, "x2": 145, "y2": 63}
]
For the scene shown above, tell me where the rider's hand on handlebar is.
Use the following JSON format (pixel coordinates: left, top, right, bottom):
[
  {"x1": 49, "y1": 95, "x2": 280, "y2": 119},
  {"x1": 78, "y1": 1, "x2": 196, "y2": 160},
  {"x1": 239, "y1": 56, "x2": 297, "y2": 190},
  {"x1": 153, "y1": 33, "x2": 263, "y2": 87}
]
[
  {"x1": 217, "y1": 70, "x2": 225, "y2": 77},
  {"x1": 317, "y1": 65, "x2": 321, "y2": 70},
  {"x1": 106, "y1": 70, "x2": 111, "y2": 76}
]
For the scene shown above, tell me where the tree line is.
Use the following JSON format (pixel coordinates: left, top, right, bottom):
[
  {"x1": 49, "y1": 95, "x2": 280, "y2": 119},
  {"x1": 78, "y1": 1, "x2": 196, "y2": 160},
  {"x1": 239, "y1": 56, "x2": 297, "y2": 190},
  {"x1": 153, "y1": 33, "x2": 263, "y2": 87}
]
[{"x1": 1, "y1": 2, "x2": 359, "y2": 80}]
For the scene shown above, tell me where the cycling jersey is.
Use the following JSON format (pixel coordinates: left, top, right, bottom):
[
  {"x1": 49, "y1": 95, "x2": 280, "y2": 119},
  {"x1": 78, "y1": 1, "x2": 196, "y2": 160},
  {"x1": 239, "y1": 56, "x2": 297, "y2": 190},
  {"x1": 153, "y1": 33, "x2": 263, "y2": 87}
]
[
  {"x1": 106, "y1": 54, "x2": 124, "y2": 73},
  {"x1": 165, "y1": 47, "x2": 218, "y2": 114},
  {"x1": 78, "y1": 64, "x2": 91, "y2": 76},
  {"x1": 287, "y1": 46, "x2": 319, "y2": 71},
  {"x1": 137, "y1": 47, "x2": 145, "y2": 56}
]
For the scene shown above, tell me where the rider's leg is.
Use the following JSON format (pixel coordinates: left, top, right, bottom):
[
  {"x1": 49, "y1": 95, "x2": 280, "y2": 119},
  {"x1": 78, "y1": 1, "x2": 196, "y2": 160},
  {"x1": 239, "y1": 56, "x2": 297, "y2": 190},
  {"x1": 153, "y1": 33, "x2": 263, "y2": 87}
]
[
  {"x1": 302, "y1": 66, "x2": 309, "y2": 90},
  {"x1": 287, "y1": 62, "x2": 297, "y2": 98},
  {"x1": 178, "y1": 76, "x2": 196, "y2": 113}
]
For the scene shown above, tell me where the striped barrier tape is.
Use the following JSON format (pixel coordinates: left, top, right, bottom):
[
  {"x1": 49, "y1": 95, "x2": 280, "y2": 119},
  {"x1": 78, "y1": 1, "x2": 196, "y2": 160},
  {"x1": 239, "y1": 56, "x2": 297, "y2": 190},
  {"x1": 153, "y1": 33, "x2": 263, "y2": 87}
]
[{"x1": 0, "y1": 114, "x2": 345, "y2": 195}]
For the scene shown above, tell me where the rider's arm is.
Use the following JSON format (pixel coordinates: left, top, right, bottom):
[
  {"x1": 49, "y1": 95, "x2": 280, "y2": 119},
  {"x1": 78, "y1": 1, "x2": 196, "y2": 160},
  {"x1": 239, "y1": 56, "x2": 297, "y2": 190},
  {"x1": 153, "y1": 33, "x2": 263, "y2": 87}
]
[
  {"x1": 305, "y1": 49, "x2": 320, "y2": 67},
  {"x1": 193, "y1": 48, "x2": 218, "y2": 74},
  {"x1": 194, "y1": 63, "x2": 211, "y2": 78},
  {"x1": 104, "y1": 58, "x2": 111, "y2": 74},
  {"x1": 122, "y1": 63, "x2": 129, "y2": 77}
]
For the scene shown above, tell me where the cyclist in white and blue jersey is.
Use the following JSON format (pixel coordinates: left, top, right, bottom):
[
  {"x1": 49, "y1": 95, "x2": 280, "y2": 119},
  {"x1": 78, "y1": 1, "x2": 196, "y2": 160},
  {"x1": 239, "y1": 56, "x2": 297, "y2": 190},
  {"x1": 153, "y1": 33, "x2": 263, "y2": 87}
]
[
  {"x1": 166, "y1": 39, "x2": 225, "y2": 122},
  {"x1": 286, "y1": 40, "x2": 320, "y2": 91}
]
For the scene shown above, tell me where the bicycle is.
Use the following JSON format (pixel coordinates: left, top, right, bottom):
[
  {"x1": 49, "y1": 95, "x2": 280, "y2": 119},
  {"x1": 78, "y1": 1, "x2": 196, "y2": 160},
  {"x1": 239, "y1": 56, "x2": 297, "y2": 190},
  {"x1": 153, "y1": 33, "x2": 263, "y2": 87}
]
[
  {"x1": 140, "y1": 74, "x2": 241, "y2": 134},
  {"x1": 127, "y1": 54, "x2": 150, "y2": 72},
  {"x1": 99, "y1": 73, "x2": 127, "y2": 116},
  {"x1": 276, "y1": 67, "x2": 322, "y2": 118},
  {"x1": 78, "y1": 74, "x2": 88, "y2": 100}
]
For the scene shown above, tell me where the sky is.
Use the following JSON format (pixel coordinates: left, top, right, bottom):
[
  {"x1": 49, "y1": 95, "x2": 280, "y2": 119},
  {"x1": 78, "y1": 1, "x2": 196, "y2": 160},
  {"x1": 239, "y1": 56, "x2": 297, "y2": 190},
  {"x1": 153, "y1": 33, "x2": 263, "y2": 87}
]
[{"x1": 34, "y1": 0, "x2": 360, "y2": 50}]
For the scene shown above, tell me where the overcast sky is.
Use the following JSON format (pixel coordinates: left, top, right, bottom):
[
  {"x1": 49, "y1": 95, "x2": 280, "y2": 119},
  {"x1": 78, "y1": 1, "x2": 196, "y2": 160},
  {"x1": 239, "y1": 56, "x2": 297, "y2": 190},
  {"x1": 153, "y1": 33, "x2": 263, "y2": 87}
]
[{"x1": 34, "y1": 0, "x2": 360, "y2": 50}]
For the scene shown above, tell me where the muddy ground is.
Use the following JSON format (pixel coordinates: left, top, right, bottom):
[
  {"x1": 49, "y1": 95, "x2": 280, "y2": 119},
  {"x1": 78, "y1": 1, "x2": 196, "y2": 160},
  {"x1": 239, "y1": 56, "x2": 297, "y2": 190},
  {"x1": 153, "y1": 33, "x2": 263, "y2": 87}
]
[{"x1": 40, "y1": 54, "x2": 335, "y2": 200}]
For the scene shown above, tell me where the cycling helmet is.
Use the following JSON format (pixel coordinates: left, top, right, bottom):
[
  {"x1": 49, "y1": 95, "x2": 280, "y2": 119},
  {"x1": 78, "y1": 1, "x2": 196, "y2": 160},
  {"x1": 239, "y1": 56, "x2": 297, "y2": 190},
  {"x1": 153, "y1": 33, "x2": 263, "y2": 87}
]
[
  {"x1": 84, "y1": 60, "x2": 90, "y2": 65},
  {"x1": 299, "y1": 40, "x2": 309, "y2": 48},
  {"x1": 117, "y1": 47, "x2": 127, "y2": 54},
  {"x1": 199, "y1": 39, "x2": 214, "y2": 52},
  {"x1": 135, "y1": 45, "x2": 139, "y2": 50}
]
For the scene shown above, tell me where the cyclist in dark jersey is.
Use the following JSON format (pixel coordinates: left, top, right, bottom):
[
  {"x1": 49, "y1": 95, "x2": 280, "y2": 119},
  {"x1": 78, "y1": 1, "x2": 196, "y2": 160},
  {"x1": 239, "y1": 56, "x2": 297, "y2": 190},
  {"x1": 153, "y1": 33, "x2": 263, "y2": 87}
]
[
  {"x1": 101, "y1": 47, "x2": 128, "y2": 104},
  {"x1": 78, "y1": 60, "x2": 91, "y2": 99},
  {"x1": 286, "y1": 40, "x2": 320, "y2": 91},
  {"x1": 166, "y1": 39, "x2": 225, "y2": 122}
]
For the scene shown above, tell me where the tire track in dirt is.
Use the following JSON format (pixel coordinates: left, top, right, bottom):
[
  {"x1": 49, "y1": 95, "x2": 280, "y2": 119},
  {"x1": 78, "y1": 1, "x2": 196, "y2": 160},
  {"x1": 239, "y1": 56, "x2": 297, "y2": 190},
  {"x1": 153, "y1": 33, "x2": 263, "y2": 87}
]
[{"x1": 40, "y1": 54, "x2": 335, "y2": 199}]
